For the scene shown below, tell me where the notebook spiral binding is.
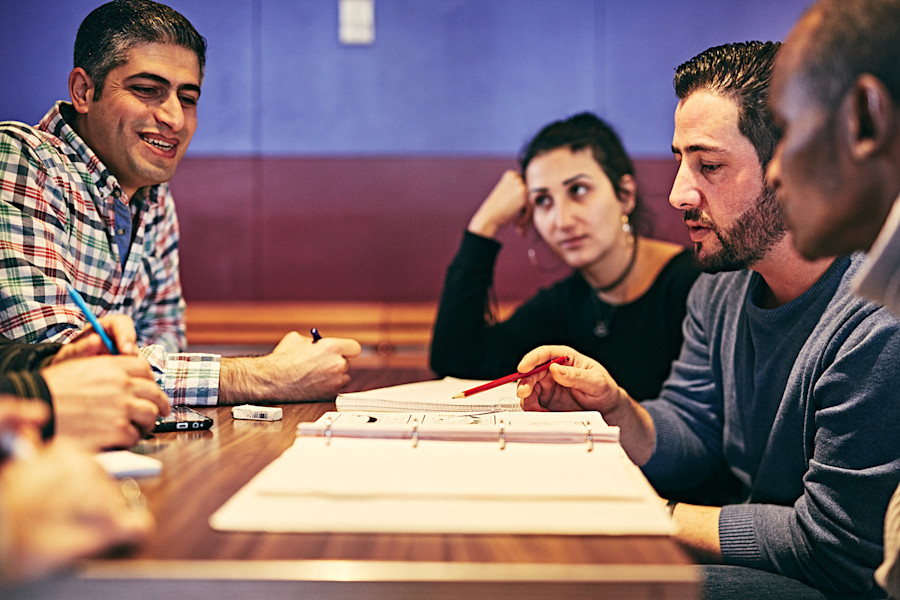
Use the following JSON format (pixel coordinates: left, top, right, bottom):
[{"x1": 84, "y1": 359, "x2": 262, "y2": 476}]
[{"x1": 319, "y1": 417, "x2": 597, "y2": 451}]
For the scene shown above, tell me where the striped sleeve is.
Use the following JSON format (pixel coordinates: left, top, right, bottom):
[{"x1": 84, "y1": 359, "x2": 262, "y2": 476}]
[{"x1": 141, "y1": 344, "x2": 221, "y2": 406}]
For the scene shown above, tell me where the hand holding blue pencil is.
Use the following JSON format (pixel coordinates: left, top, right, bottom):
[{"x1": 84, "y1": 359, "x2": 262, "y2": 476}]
[{"x1": 66, "y1": 284, "x2": 118, "y2": 355}]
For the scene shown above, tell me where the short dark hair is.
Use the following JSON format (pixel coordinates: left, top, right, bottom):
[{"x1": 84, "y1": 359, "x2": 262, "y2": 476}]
[
  {"x1": 518, "y1": 112, "x2": 647, "y2": 234},
  {"x1": 674, "y1": 42, "x2": 781, "y2": 168},
  {"x1": 798, "y1": 0, "x2": 900, "y2": 110},
  {"x1": 74, "y1": 0, "x2": 207, "y2": 98}
]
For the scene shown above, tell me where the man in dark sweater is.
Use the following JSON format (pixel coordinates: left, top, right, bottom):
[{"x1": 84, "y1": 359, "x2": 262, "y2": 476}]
[
  {"x1": 767, "y1": 1, "x2": 900, "y2": 597},
  {"x1": 516, "y1": 42, "x2": 900, "y2": 599}
]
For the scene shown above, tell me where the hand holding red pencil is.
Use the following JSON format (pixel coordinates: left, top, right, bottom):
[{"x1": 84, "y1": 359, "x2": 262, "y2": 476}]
[
  {"x1": 514, "y1": 345, "x2": 629, "y2": 414},
  {"x1": 515, "y1": 345, "x2": 654, "y2": 465},
  {"x1": 452, "y1": 357, "x2": 568, "y2": 399}
]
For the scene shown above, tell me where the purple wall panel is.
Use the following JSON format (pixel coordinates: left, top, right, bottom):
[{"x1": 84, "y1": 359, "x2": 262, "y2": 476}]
[
  {"x1": 169, "y1": 158, "x2": 258, "y2": 301},
  {"x1": 2, "y1": 1, "x2": 813, "y2": 157},
  {"x1": 171, "y1": 157, "x2": 687, "y2": 303},
  {"x1": 256, "y1": 157, "x2": 534, "y2": 301},
  {"x1": 0, "y1": 2, "x2": 806, "y2": 307}
]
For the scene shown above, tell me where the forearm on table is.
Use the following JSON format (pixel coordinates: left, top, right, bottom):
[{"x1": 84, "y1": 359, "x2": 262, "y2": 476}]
[{"x1": 218, "y1": 356, "x2": 270, "y2": 404}]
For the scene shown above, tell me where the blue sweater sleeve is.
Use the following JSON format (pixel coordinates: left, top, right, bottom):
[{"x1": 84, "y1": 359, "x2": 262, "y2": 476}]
[
  {"x1": 642, "y1": 275, "x2": 728, "y2": 489},
  {"x1": 718, "y1": 308, "x2": 900, "y2": 596},
  {"x1": 642, "y1": 265, "x2": 900, "y2": 596}
]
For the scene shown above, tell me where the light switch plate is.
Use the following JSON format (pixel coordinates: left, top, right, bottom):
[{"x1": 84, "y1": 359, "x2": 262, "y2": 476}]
[{"x1": 339, "y1": 0, "x2": 375, "y2": 45}]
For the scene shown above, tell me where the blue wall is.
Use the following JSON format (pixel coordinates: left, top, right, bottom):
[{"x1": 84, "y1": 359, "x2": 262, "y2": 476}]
[{"x1": 2, "y1": 0, "x2": 812, "y2": 158}]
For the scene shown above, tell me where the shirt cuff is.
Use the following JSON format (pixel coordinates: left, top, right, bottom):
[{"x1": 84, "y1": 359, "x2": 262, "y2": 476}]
[
  {"x1": 719, "y1": 504, "x2": 764, "y2": 568},
  {"x1": 140, "y1": 345, "x2": 221, "y2": 406}
]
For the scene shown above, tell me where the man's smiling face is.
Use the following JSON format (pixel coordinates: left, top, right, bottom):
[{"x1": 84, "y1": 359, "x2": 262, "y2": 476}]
[{"x1": 73, "y1": 42, "x2": 201, "y2": 199}]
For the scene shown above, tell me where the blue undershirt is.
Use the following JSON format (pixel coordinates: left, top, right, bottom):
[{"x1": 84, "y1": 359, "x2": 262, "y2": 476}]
[{"x1": 113, "y1": 197, "x2": 132, "y2": 268}]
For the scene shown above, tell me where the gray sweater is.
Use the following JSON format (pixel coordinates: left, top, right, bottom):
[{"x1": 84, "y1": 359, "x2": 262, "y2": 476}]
[{"x1": 642, "y1": 254, "x2": 900, "y2": 597}]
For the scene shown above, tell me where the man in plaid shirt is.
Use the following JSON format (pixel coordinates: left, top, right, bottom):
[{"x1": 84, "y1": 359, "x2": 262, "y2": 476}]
[{"x1": 0, "y1": 1, "x2": 360, "y2": 406}]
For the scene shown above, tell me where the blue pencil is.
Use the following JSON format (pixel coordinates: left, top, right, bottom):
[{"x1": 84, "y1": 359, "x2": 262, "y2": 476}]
[{"x1": 66, "y1": 284, "x2": 118, "y2": 355}]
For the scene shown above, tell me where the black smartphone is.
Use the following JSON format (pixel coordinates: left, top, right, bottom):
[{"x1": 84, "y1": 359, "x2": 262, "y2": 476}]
[{"x1": 153, "y1": 405, "x2": 214, "y2": 433}]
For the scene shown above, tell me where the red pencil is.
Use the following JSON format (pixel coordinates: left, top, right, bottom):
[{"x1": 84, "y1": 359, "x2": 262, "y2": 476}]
[{"x1": 451, "y1": 356, "x2": 567, "y2": 399}]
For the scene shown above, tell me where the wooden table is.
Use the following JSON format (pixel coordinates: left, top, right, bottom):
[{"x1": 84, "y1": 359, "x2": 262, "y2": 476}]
[{"x1": 10, "y1": 368, "x2": 698, "y2": 599}]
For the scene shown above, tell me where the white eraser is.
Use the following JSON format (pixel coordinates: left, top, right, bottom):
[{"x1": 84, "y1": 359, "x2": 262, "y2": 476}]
[
  {"x1": 94, "y1": 450, "x2": 163, "y2": 478},
  {"x1": 232, "y1": 404, "x2": 283, "y2": 421}
]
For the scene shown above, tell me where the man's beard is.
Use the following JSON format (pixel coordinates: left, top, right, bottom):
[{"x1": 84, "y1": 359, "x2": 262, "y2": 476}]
[{"x1": 686, "y1": 185, "x2": 788, "y2": 273}]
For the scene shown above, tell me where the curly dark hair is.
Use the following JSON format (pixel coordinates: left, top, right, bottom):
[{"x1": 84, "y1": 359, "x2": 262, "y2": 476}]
[{"x1": 674, "y1": 41, "x2": 781, "y2": 168}]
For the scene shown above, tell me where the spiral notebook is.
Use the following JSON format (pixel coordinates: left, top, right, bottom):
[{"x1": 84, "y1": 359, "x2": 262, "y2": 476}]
[
  {"x1": 298, "y1": 410, "x2": 620, "y2": 444},
  {"x1": 335, "y1": 377, "x2": 522, "y2": 413},
  {"x1": 210, "y1": 410, "x2": 671, "y2": 535}
]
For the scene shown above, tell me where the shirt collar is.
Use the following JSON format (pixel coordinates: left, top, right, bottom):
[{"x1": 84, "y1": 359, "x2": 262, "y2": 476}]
[
  {"x1": 38, "y1": 101, "x2": 161, "y2": 207},
  {"x1": 852, "y1": 192, "x2": 900, "y2": 316}
]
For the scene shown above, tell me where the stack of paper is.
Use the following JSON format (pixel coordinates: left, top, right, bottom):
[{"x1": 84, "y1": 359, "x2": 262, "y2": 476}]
[
  {"x1": 210, "y1": 406, "x2": 669, "y2": 536},
  {"x1": 210, "y1": 435, "x2": 669, "y2": 535}
]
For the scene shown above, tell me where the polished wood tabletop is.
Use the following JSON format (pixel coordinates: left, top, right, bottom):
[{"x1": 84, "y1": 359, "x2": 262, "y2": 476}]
[{"x1": 12, "y1": 367, "x2": 698, "y2": 600}]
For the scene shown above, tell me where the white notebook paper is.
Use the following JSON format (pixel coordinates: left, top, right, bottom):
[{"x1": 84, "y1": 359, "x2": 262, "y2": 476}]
[
  {"x1": 335, "y1": 377, "x2": 522, "y2": 413},
  {"x1": 210, "y1": 411, "x2": 669, "y2": 536}
]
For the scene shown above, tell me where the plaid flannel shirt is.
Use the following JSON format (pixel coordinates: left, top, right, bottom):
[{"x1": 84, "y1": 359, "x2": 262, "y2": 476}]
[{"x1": 0, "y1": 102, "x2": 220, "y2": 405}]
